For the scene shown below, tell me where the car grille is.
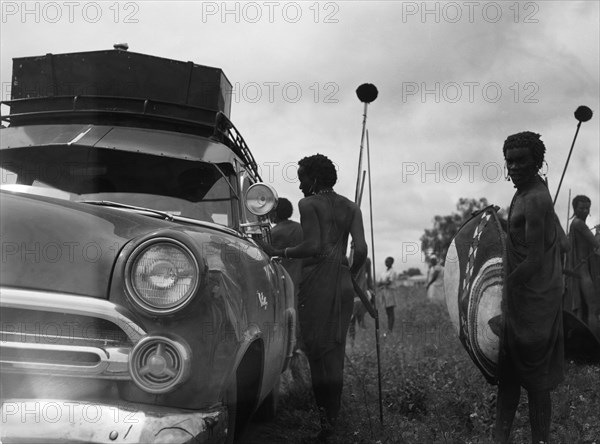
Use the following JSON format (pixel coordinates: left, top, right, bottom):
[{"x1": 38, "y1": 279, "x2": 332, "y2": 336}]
[{"x1": 0, "y1": 287, "x2": 146, "y2": 380}]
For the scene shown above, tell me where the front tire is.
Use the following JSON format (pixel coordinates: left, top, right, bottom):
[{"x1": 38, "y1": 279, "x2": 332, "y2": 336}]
[
  {"x1": 224, "y1": 381, "x2": 237, "y2": 444},
  {"x1": 254, "y1": 374, "x2": 281, "y2": 421}
]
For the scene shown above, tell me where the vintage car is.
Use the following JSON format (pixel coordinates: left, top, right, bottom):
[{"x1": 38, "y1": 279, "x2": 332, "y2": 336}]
[{"x1": 0, "y1": 48, "x2": 296, "y2": 443}]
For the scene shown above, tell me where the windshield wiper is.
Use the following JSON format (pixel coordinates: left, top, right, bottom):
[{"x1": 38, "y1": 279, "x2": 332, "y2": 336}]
[{"x1": 79, "y1": 200, "x2": 175, "y2": 221}]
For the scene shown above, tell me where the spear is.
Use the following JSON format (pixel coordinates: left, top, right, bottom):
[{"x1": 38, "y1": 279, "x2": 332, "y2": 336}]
[
  {"x1": 354, "y1": 84, "x2": 378, "y2": 202},
  {"x1": 352, "y1": 83, "x2": 384, "y2": 427},
  {"x1": 553, "y1": 106, "x2": 593, "y2": 205}
]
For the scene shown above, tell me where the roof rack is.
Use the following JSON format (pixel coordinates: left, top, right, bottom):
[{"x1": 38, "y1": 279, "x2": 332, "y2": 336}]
[
  {"x1": 1, "y1": 95, "x2": 217, "y2": 130},
  {"x1": 212, "y1": 112, "x2": 262, "y2": 182}
]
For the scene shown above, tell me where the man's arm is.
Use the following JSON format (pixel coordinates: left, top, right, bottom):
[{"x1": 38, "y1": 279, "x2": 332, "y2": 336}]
[
  {"x1": 364, "y1": 257, "x2": 374, "y2": 290},
  {"x1": 572, "y1": 218, "x2": 600, "y2": 250},
  {"x1": 349, "y1": 206, "x2": 368, "y2": 276}
]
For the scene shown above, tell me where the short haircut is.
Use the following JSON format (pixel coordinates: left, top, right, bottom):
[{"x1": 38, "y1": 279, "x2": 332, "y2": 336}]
[
  {"x1": 275, "y1": 197, "x2": 293, "y2": 220},
  {"x1": 298, "y1": 154, "x2": 337, "y2": 188},
  {"x1": 572, "y1": 194, "x2": 591, "y2": 211},
  {"x1": 502, "y1": 131, "x2": 546, "y2": 170},
  {"x1": 386, "y1": 256, "x2": 394, "y2": 263}
]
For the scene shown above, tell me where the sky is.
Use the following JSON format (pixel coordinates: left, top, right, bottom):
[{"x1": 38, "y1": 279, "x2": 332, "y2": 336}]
[{"x1": 1, "y1": 1, "x2": 599, "y2": 274}]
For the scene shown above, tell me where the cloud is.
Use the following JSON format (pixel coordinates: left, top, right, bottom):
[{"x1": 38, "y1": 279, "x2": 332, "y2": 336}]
[{"x1": 1, "y1": 0, "x2": 598, "y2": 273}]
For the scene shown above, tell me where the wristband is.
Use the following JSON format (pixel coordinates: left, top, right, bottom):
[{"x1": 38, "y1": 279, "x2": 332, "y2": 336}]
[{"x1": 284, "y1": 248, "x2": 289, "y2": 259}]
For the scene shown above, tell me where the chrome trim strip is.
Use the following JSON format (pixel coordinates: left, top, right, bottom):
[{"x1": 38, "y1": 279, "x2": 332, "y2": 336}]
[
  {"x1": 0, "y1": 330, "x2": 125, "y2": 346},
  {"x1": 1, "y1": 342, "x2": 131, "y2": 379},
  {"x1": 0, "y1": 287, "x2": 146, "y2": 342}
]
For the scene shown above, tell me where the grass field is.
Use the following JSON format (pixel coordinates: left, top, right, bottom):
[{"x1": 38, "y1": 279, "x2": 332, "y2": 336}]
[{"x1": 242, "y1": 287, "x2": 600, "y2": 443}]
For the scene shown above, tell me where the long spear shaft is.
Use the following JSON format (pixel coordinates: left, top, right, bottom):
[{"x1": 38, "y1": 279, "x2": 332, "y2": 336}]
[
  {"x1": 353, "y1": 82, "x2": 382, "y2": 426},
  {"x1": 366, "y1": 130, "x2": 384, "y2": 426},
  {"x1": 354, "y1": 102, "x2": 369, "y2": 203},
  {"x1": 553, "y1": 121, "x2": 582, "y2": 206},
  {"x1": 566, "y1": 189, "x2": 572, "y2": 233},
  {"x1": 553, "y1": 105, "x2": 594, "y2": 205}
]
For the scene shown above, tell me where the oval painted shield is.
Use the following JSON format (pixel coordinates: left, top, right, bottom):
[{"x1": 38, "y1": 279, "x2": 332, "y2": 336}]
[{"x1": 444, "y1": 206, "x2": 506, "y2": 384}]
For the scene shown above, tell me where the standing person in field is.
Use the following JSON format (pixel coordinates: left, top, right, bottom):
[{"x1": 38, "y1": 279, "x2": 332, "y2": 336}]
[
  {"x1": 495, "y1": 131, "x2": 566, "y2": 444},
  {"x1": 565, "y1": 195, "x2": 600, "y2": 338},
  {"x1": 262, "y1": 154, "x2": 367, "y2": 442},
  {"x1": 426, "y1": 256, "x2": 445, "y2": 303},
  {"x1": 377, "y1": 256, "x2": 397, "y2": 335}
]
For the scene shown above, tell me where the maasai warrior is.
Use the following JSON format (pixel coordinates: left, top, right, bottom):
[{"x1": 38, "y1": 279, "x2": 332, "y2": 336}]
[
  {"x1": 565, "y1": 195, "x2": 600, "y2": 337},
  {"x1": 495, "y1": 131, "x2": 567, "y2": 444},
  {"x1": 377, "y1": 256, "x2": 397, "y2": 334},
  {"x1": 262, "y1": 154, "x2": 367, "y2": 442}
]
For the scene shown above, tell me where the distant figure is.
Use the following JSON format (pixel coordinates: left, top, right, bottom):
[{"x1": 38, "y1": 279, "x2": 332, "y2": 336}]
[
  {"x1": 348, "y1": 257, "x2": 373, "y2": 343},
  {"x1": 426, "y1": 256, "x2": 445, "y2": 303},
  {"x1": 377, "y1": 256, "x2": 397, "y2": 334},
  {"x1": 495, "y1": 131, "x2": 566, "y2": 444},
  {"x1": 565, "y1": 195, "x2": 600, "y2": 337},
  {"x1": 270, "y1": 197, "x2": 303, "y2": 296},
  {"x1": 261, "y1": 154, "x2": 367, "y2": 442}
]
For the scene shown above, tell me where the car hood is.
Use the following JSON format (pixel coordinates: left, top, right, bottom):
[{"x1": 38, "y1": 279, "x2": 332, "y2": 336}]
[{"x1": 0, "y1": 189, "x2": 207, "y2": 298}]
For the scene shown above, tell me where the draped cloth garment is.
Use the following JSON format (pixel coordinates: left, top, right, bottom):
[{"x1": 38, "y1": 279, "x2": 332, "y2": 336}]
[
  {"x1": 297, "y1": 197, "x2": 355, "y2": 361},
  {"x1": 500, "y1": 193, "x2": 565, "y2": 391},
  {"x1": 564, "y1": 219, "x2": 600, "y2": 335}
]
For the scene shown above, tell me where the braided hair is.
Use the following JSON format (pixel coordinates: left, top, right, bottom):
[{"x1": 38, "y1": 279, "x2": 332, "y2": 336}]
[
  {"x1": 572, "y1": 194, "x2": 591, "y2": 211},
  {"x1": 298, "y1": 154, "x2": 337, "y2": 188},
  {"x1": 502, "y1": 131, "x2": 546, "y2": 170}
]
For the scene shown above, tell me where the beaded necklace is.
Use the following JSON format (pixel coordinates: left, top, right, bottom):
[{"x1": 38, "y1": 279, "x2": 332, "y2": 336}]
[{"x1": 317, "y1": 188, "x2": 334, "y2": 195}]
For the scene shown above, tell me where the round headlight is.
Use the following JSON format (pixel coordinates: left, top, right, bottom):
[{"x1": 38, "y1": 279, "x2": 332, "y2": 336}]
[
  {"x1": 126, "y1": 239, "x2": 200, "y2": 314},
  {"x1": 245, "y1": 183, "x2": 278, "y2": 216}
]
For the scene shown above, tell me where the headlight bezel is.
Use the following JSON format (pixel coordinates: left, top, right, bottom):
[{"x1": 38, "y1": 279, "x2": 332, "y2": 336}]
[{"x1": 124, "y1": 237, "x2": 201, "y2": 315}]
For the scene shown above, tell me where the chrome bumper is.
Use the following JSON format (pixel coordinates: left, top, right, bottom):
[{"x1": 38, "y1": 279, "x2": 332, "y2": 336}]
[{"x1": 0, "y1": 398, "x2": 227, "y2": 443}]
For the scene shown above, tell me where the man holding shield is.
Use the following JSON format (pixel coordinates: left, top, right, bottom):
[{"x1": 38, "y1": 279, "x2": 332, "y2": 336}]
[{"x1": 496, "y1": 131, "x2": 566, "y2": 444}]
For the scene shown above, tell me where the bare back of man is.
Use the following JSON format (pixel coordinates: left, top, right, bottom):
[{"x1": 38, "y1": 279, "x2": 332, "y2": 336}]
[{"x1": 297, "y1": 192, "x2": 366, "y2": 271}]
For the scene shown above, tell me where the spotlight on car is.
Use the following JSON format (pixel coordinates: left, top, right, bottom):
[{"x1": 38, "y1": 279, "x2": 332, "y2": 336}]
[{"x1": 245, "y1": 183, "x2": 278, "y2": 216}]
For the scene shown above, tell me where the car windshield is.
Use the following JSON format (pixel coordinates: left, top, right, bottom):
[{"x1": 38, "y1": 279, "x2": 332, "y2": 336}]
[{"x1": 0, "y1": 146, "x2": 236, "y2": 226}]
